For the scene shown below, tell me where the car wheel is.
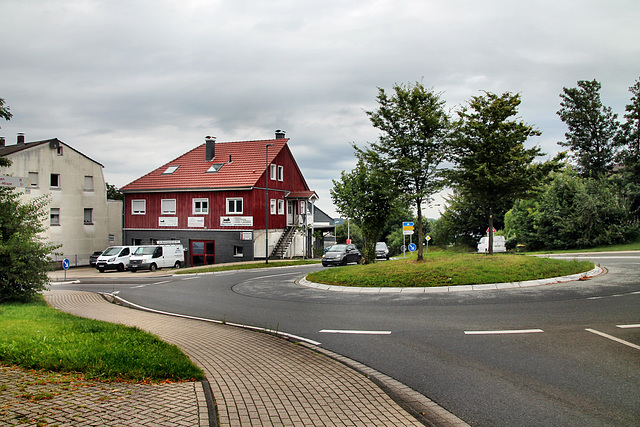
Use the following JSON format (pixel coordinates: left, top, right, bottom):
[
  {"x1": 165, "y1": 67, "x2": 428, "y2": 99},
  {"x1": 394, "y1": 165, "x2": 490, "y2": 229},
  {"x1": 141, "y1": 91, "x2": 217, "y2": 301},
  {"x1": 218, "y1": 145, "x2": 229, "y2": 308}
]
[
  {"x1": 117, "y1": 263, "x2": 125, "y2": 272},
  {"x1": 174, "y1": 261, "x2": 181, "y2": 269},
  {"x1": 149, "y1": 263, "x2": 157, "y2": 272},
  {"x1": 129, "y1": 268, "x2": 138, "y2": 273},
  {"x1": 340, "y1": 257, "x2": 347, "y2": 266},
  {"x1": 98, "y1": 267, "x2": 105, "y2": 273}
]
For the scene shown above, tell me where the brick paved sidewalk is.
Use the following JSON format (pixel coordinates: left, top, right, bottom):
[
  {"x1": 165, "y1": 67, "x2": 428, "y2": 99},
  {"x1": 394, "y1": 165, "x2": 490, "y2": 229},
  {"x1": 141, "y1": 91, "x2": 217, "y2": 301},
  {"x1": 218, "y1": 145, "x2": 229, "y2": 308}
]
[{"x1": 38, "y1": 290, "x2": 466, "y2": 426}]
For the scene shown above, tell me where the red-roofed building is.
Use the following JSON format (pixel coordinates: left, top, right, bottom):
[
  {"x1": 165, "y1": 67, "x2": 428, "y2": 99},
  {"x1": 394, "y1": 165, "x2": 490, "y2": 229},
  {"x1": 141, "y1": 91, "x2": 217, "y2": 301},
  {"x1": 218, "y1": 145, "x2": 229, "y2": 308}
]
[{"x1": 120, "y1": 131, "x2": 319, "y2": 265}]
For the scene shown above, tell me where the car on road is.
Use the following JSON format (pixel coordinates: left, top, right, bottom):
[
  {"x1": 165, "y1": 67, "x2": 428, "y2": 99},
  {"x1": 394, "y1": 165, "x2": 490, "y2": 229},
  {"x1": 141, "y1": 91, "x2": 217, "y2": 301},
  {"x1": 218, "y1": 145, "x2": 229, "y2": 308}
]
[
  {"x1": 322, "y1": 244, "x2": 362, "y2": 267},
  {"x1": 95, "y1": 246, "x2": 135, "y2": 272},
  {"x1": 89, "y1": 250, "x2": 104, "y2": 267},
  {"x1": 375, "y1": 242, "x2": 390, "y2": 260}
]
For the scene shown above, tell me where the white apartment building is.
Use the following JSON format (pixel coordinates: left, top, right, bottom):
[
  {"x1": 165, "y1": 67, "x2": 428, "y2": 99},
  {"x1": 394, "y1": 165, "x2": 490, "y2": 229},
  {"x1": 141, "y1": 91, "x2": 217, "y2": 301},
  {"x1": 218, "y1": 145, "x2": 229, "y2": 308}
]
[{"x1": 0, "y1": 134, "x2": 122, "y2": 266}]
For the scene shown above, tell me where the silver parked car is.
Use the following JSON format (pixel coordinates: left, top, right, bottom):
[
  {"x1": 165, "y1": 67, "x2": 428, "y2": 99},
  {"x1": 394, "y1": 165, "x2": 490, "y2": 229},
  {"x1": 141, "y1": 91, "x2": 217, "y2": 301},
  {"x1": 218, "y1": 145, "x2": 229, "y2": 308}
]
[{"x1": 375, "y1": 242, "x2": 390, "y2": 260}]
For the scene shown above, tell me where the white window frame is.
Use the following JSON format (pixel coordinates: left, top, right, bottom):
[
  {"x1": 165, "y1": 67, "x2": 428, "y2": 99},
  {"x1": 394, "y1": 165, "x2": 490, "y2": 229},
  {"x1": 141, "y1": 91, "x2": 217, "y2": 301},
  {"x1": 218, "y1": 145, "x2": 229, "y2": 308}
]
[
  {"x1": 270, "y1": 164, "x2": 277, "y2": 180},
  {"x1": 234, "y1": 245, "x2": 244, "y2": 257},
  {"x1": 226, "y1": 197, "x2": 243, "y2": 214},
  {"x1": 161, "y1": 199, "x2": 177, "y2": 215},
  {"x1": 50, "y1": 208, "x2": 60, "y2": 226},
  {"x1": 278, "y1": 199, "x2": 284, "y2": 215},
  {"x1": 278, "y1": 165, "x2": 283, "y2": 181},
  {"x1": 28, "y1": 172, "x2": 38, "y2": 188},
  {"x1": 83, "y1": 175, "x2": 94, "y2": 191},
  {"x1": 84, "y1": 208, "x2": 93, "y2": 225},
  {"x1": 270, "y1": 198, "x2": 277, "y2": 215},
  {"x1": 50, "y1": 173, "x2": 60, "y2": 188},
  {"x1": 192, "y1": 198, "x2": 209, "y2": 215},
  {"x1": 132, "y1": 199, "x2": 146, "y2": 215}
]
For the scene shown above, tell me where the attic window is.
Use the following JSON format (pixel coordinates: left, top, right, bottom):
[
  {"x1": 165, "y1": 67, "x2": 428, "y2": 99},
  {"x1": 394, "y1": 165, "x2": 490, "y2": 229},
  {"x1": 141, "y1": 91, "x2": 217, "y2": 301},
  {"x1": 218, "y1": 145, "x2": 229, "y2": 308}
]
[
  {"x1": 206, "y1": 163, "x2": 224, "y2": 173},
  {"x1": 163, "y1": 165, "x2": 179, "y2": 174}
]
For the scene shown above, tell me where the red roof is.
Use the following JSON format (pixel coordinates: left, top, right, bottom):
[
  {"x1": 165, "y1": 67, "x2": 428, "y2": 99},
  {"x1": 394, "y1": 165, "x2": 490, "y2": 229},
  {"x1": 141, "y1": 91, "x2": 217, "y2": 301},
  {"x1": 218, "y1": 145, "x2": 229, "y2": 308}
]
[{"x1": 121, "y1": 138, "x2": 291, "y2": 192}]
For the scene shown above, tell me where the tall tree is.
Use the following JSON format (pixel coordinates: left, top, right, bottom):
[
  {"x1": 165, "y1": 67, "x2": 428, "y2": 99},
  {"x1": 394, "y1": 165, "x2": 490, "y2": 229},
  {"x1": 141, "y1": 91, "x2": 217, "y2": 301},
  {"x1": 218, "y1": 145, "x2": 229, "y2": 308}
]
[
  {"x1": 330, "y1": 156, "x2": 397, "y2": 263},
  {"x1": 0, "y1": 97, "x2": 12, "y2": 167},
  {"x1": 618, "y1": 78, "x2": 640, "y2": 178},
  {"x1": 557, "y1": 79, "x2": 620, "y2": 177},
  {"x1": 0, "y1": 189, "x2": 60, "y2": 302},
  {"x1": 362, "y1": 81, "x2": 449, "y2": 261},
  {"x1": 447, "y1": 91, "x2": 557, "y2": 254}
]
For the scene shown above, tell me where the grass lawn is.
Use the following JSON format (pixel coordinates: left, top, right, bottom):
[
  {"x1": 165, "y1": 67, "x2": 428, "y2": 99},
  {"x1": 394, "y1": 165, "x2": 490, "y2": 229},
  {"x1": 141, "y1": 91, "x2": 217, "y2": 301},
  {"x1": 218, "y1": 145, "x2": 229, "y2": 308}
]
[
  {"x1": 0, "y1": 297, "x2": 204, "y2": 383},
  {"x1": 306, "y1": 252, "x2": 595, "y2": 287}
]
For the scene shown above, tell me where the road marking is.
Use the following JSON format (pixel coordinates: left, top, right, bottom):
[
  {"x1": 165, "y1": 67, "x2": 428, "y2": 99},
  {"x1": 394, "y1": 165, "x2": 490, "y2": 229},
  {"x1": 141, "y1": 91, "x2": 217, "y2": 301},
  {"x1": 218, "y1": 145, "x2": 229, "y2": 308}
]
[
  {"x1": 586, "y1": 328, "x2": 640, "y2": 351},
  {"x1": 319, "y1": 329, "x2": 392, "y2": 335},
  {"x1": 132, "y1": 284, "x2": 147, "y2": 289},
  {"x1": 617, "y1": 324, "x2": 640, "y2": 329},
  {"x1": 464, "y1": 329, "x2": 544, "y2": 335}
]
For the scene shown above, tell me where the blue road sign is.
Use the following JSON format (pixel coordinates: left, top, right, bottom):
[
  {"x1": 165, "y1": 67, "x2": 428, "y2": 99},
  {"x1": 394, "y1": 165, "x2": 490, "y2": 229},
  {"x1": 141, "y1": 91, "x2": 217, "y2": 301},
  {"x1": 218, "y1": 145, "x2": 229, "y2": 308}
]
[
  {"x1": 403, "y1": 221, "x2": 414, "y2": 227},
  {"x1": 62, "y1": 258, "x2": 70, "y2": 270},
  {"x1": 408, "y1": 243, "x2": 417, "y2": 252}
]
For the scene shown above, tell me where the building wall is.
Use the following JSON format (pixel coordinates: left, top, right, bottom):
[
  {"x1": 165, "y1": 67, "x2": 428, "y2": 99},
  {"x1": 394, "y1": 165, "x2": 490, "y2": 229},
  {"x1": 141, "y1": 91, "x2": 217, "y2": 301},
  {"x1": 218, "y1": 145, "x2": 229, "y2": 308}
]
[{"x1": 1, "y1": 141, "x2": 113, "y2": 265}]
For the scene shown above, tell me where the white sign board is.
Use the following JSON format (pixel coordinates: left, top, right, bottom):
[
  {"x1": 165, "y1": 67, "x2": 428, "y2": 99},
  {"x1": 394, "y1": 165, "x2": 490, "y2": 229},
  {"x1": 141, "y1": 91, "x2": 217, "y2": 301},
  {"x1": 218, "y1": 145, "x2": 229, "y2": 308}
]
[
  {"x1": 188, "y1": 217, "x2": 205, "y2": 227},
  {"x1": 159, "y1": 217, "x2": 178, "y2": 227},
  {"x1": 220, "y1": 216, "x2": 254, "y2": 227},
  {"x1": 0, "y1": 175, "x2": 31, "y2": 188},
  {"x1": 403, "y1": 230, "x2": 414, "y2": 235}
]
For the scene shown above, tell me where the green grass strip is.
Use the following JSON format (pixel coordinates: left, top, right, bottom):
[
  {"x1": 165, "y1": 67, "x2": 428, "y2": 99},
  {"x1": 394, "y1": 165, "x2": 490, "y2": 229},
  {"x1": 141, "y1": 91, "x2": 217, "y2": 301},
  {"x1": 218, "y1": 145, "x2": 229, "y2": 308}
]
[
  {"x1": 306, "y1": 253, "x2": 595, "y2": 287},
  {"x1": 0, "y1": 297, "x2": 204, "y2": 382}
]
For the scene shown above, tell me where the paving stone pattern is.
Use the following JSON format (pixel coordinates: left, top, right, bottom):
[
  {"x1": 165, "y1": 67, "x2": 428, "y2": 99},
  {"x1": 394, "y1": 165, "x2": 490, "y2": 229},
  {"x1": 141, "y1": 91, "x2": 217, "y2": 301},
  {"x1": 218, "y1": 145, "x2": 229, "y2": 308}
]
[
  {"x1": 0, "y1": 365, "x2": 203, "y2": 426},
  {"x1": 43, "y1": 290, "x2": 426, "y2": 426}
]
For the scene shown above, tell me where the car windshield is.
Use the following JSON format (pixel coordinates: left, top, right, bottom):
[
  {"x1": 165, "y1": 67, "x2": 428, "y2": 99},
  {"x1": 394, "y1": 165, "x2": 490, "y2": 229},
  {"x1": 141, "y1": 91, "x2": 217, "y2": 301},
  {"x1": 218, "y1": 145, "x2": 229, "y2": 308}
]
[
  {"x1": 328, "y1": 244, "x2": 347, "y2": 252},
  {"x1": 134, "y1": 246, "x2": 156, "y2": 255},
  {"x1": 102, "y1": 247, "x2": 122, "y2": 256},
  {"x1": 376, "y1": 242, "x2": 387, "y2": 249}
]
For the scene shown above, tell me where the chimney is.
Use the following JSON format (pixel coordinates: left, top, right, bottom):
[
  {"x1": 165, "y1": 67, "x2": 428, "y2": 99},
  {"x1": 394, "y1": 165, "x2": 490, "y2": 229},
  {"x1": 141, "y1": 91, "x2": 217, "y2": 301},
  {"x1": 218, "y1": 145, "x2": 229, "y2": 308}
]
[
  {"x1": 0, "y1": 137, "x2": 5, "y2": 147},
  {"x1": 17, "y1": 133, "x2": 25, "y2": 145},
  {"x1": 205, "y1": 136, "x2": 216, "y2": 161},
  {"x1": 275, "y1": 129, "x2": 286, "y2": 139}
]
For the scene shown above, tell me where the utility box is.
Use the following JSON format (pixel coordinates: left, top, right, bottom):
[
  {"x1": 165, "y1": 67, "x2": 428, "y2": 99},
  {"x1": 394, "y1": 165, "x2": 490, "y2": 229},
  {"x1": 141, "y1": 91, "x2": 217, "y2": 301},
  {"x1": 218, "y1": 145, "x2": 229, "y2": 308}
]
[{"x1": 478, "y1": 236, "x2": 507, "y2": 253}]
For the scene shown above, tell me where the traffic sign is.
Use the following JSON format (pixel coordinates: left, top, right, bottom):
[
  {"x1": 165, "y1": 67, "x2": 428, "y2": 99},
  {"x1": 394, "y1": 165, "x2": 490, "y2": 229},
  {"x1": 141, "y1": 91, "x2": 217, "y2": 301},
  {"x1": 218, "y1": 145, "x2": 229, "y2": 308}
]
[
  {"x1": 408, "y1": 243, "x2": 416, "y2": 252},
  {"x1": 0, "y1": 175, "x2": 31, "y2": 188},
  {"x1": 403, "y1": 222, "x2": 414, "y2": 227},
  {"x1": 403, "y1": 230, "x2": 414, "y2": 235},
  {"x1": 62, "y1": 259, "x2": 70, "y2": 270},
  {"x1": 426, "y1": 236, "x2": 431, "y2": 241}
]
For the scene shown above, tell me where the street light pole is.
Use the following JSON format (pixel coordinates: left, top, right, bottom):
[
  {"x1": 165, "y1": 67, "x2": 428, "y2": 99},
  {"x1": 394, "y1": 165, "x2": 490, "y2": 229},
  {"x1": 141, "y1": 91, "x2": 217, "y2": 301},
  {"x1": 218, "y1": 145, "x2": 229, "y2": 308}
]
[{"x1": 265, "y1": 143, "x2": 274, "y2": 264}]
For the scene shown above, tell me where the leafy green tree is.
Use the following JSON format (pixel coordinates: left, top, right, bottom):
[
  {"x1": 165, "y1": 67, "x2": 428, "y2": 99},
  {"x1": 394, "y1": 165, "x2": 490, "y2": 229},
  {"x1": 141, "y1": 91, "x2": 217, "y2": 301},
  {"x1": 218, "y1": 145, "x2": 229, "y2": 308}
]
[
  {"x1": 1, "y1": 185, "x2": 60, "y2": 302},
  {"x1": 106, "y1": 183, "x2": 124, "y2": 201},
  {"x1": 362, "y1": 81, "x2": 450, "y2": 261},
  {"x1": 557, "y1": 79, "x2": 621, "y2": 177},
  {"x1": 447, "y1": 91, "x2": 559, "y2": 254},
  {"x1": 506, "y1": 170, "x2": 639, "y2": 250},
  {"x1": 0, "y1": 97, "x2": 12, "y2": 167},
  {"x1": 615, "y1": 78, "x2": 640, "y2": 220},
  {"x1": 330, "y1": 157, "x2": 398, "y2": 263}
]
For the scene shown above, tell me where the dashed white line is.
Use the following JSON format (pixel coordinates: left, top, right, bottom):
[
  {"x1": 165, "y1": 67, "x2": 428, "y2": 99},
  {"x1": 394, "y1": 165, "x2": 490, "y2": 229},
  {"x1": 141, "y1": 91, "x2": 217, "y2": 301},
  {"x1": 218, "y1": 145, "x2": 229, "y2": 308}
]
[
  {"x1": 319, "y1": 329, "x2": 392, "y2": 335},
  {"x1": 616, "y1": 324, "x2": 640, "y2": 329},
  {"x1": 464, "y1": 329, "x2": 544, "y2": 335},
  {"x1": 586, "y1": 328, "x2": 640, "y2": 351}
]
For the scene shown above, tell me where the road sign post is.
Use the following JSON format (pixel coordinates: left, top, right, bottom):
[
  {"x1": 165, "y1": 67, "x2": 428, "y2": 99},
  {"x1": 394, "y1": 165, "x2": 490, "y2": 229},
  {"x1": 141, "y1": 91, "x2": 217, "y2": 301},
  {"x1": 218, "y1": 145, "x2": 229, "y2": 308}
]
[{"x1": 62, "y1": 258, "x2": 70, "y2": 281}]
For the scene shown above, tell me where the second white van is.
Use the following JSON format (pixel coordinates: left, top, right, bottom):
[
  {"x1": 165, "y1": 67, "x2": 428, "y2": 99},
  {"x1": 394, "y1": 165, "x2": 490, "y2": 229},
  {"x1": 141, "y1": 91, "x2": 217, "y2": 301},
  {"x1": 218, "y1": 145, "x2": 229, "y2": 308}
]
[{"x1": 128, "y1": 244, "x2": 185, "y2": 272}]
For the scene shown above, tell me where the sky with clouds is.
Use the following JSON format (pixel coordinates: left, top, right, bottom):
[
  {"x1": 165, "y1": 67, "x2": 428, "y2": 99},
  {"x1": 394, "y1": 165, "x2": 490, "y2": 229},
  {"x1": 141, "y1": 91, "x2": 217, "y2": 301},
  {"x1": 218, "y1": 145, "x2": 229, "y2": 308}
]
[{"x1": 1, "y1": 0, "x2": 638, "y2": 218}]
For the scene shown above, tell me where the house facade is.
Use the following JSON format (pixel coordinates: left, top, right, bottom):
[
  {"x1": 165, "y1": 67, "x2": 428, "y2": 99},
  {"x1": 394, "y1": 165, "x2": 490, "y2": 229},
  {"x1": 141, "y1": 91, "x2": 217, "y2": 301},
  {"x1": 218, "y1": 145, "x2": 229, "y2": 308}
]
[
  {"x1": 0, "y1": 134, "x2": 123, "y2": 266},
  {"x1": 120, "y1": 131, "x2": 319, "y2": 265}
]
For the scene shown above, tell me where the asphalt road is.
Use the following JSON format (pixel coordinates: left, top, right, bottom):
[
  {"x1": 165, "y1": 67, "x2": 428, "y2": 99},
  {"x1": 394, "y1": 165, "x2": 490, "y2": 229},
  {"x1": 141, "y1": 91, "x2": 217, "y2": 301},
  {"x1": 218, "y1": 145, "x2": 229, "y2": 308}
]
[{"x1": 52, "y1": 253, "x2": 640, "y2": 426}]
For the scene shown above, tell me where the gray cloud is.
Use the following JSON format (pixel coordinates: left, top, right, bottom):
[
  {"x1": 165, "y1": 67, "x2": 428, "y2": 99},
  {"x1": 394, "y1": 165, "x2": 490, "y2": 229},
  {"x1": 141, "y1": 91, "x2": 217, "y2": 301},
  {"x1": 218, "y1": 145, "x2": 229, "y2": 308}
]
[{"x1": 2, "y1": 0, "x2": 639, "y2": 217}]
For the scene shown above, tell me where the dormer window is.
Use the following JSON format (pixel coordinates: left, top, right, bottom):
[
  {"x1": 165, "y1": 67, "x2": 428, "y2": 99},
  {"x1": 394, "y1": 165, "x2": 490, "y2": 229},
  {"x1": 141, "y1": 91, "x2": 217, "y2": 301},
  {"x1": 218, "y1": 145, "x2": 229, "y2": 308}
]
[
  {"x1": 163, "y1": 165, "x2": 179, "y2": 174},
  {"x1": 206, "y1": 163, "x2": 224, "y2": 173}
]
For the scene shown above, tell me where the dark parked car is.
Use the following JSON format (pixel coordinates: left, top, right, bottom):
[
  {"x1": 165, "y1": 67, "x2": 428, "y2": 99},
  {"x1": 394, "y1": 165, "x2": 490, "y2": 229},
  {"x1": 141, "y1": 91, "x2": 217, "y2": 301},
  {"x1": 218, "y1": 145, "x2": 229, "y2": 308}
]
[
  {"x1": 89, "y1": 250, "x2": 104, "y2": 267},
  {"x1": 375, "y1": 242, "x2": 389, "y2": 260},
  {"x1": 322, "y1": 244, "x2": 362, "y2": 267}
]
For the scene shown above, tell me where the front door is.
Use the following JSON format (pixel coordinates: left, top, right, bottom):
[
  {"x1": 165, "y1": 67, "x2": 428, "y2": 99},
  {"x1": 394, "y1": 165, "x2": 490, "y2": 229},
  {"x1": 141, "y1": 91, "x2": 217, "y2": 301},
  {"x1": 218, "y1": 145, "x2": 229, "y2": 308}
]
[
  {"x1": 190, "y1": 240, "x2": 215, "y2": 266},
  {"x1": 287, "y1": 200, "x2": 295, "y2": 226}
]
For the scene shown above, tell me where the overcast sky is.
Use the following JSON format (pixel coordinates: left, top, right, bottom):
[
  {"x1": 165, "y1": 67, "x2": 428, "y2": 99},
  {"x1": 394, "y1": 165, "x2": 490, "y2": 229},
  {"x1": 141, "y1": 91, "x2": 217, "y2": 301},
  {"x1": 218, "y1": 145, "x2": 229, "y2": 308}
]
[{"x1": 1, "y1": 0, "x2": 638, "y2": 218}]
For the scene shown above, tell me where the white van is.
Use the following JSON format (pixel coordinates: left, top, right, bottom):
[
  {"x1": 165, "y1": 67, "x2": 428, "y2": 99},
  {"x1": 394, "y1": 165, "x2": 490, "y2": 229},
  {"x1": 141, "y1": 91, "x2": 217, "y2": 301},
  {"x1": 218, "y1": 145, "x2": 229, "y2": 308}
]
[
  {"x1": 477, "y1": 236, "x2": 507, "y2": 253},
  {"x1": 96, "y1": 246, "x2": 136, "y2": 272},
  {"x1": 128, "y1": 244, "x2": 185, "y2": 272}
]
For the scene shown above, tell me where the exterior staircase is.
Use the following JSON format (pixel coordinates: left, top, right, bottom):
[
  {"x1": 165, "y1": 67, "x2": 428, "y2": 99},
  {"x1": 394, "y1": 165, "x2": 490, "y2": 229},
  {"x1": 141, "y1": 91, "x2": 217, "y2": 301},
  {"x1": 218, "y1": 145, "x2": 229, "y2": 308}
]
[{"x1": 269, "y1": 226, "x2": 297, "y2": 259}]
